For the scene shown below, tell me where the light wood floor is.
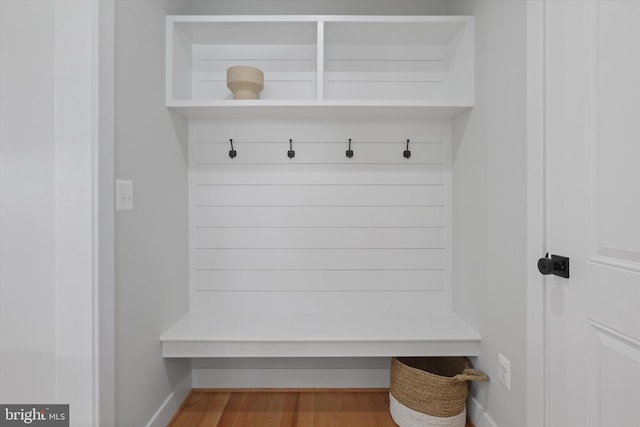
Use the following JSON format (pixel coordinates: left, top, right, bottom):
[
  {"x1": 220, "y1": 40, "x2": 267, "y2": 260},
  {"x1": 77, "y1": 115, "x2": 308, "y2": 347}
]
[{"x1": 168, "y1": 389, "x2": 475, "y2": 427}]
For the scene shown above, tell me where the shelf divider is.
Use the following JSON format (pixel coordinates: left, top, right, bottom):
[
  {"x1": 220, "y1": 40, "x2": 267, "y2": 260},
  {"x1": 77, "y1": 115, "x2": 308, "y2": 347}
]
[{"x1": 316, "y1": 20, "x2": 325, "y2": 100}]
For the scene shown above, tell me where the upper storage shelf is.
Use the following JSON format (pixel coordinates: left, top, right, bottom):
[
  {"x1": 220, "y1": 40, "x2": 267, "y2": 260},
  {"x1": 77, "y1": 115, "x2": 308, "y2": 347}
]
[{"x1": 166, "y1": 15, "x2": 474, "y2": 119}]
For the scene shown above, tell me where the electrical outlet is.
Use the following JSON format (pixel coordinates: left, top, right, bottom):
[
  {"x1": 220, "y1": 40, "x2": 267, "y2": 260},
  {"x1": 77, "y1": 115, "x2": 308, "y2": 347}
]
[
  {"x1": 498, "y1": 353, "x2": 511, "y2": 391},
  {"x1": 115, "y1": 179, "x2": 134, "y2": 212}
]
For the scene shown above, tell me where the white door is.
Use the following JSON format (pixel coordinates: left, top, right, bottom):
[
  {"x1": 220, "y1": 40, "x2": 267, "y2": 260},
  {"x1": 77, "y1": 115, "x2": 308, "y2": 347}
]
[{"x1": 546, "y1": 1, "x2": 640, "y2": 426}]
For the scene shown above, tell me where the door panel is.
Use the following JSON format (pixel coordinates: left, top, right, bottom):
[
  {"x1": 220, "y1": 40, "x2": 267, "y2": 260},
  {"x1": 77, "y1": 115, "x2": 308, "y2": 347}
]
[
  {"x1": 546, "y1": 1, "x2": 640, "y2": 426},
  {"x1": 589, "y1": 321, "x2": 640, "y2": 427},
  {"x1": 590, "y1": 0, "x2": 640, "y2": 268}
]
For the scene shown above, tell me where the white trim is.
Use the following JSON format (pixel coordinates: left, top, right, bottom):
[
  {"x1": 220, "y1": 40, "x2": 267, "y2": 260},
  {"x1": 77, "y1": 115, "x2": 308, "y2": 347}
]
[
  {"x1": 467, "y1": 397, "x2": 499, "y2": 427},
  {"x1": 192, "y1": 368, "x2": 390, "y2": 389},
  {"x1": 590, "y1": 252, "x2": 640, "y2": 273},
  {"x1": 316, "y1": 21, "x2": 324, "y2": 99},
  {"x1": 165, "y1": 16, "x2": 173, "y2": 105},
  {"x1": 166, "y1": 15, "x2": 473, "y2": 24},
  {"x1": 97, "y1": 0, "x2": 116, "y2": 425},
  {"x1": 144, "y1": 373, "x2": 193, "y2": 427},
  {"x1": 91, "y1": 0, "x2": 101, "y2": 423},
  {"x1": 526, "y1": 0, "x2": 548, "y2": 426},
  {"x1": 54, "y1": 1, "x2": 100, "y2": 424}
]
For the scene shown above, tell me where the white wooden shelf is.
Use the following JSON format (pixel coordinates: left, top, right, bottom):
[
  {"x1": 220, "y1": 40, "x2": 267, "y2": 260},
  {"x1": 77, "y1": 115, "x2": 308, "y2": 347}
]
[
  {"x1": 166, "y1": 15, "x2": 474, "y2": 118},
  {"x1": 167, "y1": 100, "x2": 471, "y2": 120},
  {"x1": 160, "y1": 311, "x2": 480, "y2": 358}
]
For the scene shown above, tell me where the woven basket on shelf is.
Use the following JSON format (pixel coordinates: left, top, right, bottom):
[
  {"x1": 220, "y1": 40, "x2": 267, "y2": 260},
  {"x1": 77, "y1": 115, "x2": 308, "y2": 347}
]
[{"x1": 389, "y1": 357, "x2": 488, "y2": 427}]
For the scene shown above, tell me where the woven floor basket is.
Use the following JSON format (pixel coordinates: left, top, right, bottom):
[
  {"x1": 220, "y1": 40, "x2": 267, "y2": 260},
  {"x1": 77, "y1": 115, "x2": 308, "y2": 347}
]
[{"x1": 389, "y1": 357, "x2": 488, "y2": 427}]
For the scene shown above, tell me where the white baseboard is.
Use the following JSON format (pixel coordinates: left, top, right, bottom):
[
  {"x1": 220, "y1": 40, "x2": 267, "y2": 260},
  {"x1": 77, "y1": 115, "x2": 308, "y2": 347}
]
[
  {"x1": 468, "y1": 397, "x2": 499, "y2": 427},
  {"x1": 145, "y1": 373, "x2": 192, "y2": 427},
  {"x1": 192, "y1": 368, "x2": 390, "y2": 389}
]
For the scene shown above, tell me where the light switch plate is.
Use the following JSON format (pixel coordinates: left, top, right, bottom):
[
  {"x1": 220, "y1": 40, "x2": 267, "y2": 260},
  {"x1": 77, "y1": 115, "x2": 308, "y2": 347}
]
[{"x1": 115, "y1": 179, "x2": 134, "y2": 212}]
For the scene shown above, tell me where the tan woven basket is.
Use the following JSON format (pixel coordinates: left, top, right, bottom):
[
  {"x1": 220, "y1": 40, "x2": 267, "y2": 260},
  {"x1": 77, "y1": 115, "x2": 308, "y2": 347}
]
[{"x1": 390, "y1": 357, "x2": 488, "y2": 419}]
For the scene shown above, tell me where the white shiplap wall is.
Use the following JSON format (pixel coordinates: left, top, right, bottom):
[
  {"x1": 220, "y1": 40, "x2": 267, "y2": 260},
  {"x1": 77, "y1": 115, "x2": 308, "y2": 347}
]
[{"x1": 189, "y1": 120, "x2": 451, "y2": 315}]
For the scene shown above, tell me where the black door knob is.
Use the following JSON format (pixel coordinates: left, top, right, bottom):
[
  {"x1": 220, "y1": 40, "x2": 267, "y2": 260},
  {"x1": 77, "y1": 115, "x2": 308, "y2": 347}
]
[
  {"x1": 538, "y1": 256, "x2": 554, "y2": 275},
  {"x1": 537, "y1": 253, "x2": 570, "y2": 279}
]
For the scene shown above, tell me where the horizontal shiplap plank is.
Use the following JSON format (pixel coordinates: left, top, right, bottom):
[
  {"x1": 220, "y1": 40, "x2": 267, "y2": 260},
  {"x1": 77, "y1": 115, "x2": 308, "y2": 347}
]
[
  {"x1": 326, "y1": 72, "x2": 446, "y2": 84},
  {"x1": 195, "y1": 44, "x2": 316, "y2": 68},
  {"x1": 194, "y1": 248, "x2": 445, "y2": 271},
  {"x1": 325, "y1": 45, "x2": 445, "y2": 63},
  {"x1": 190, "y1": 122, "x2": 448, "y2": 144},
  {"x1": 194, "y1": 164, "x2": 445, "y2": 185},
  {"x1": 181, "y1": 21, "x2": 317, "y2": 46},
  {"x1": 193, "y1": 141, "x2": 444, "y2": 164},
  {"x1": 193, "y1": 206, "x2": 445, "y2": 228},
  {"x1": 325, "y1": 78, "x2": 446, "y2": 101},
  {"x1": 194, "y1": 227, "x2": 445, "y2": 249},
  {"x1": 198, "y1": 60, "x2": 315, "y2": 74},
  {"x1": 191, "y1": 290, "x2": 445, "y2": 314},
  {"x1": 326, "y1": 60, "x2": 446, "y2": 74},
  {"x1": 197, "y1": 79, "x2": 316, "y2": 101},
  {"x1": 194, "y1": 184, "x2": 444, "y2": 207},
  {"x1": 194, "y1": 269, "x2": 446, "y2": 291},
  {"x1": 197, "y1": 72, "x2": 315, "y2": 83}
]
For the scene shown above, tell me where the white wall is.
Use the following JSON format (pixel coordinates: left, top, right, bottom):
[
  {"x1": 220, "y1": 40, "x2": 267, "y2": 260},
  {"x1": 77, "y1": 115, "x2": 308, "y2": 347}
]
[
  {"x1": 0, "y1": 1, "x2": 101, "y2": 425},
  {"x1": 450, "y1": 1, "x2": 528, "y2": 427},
  {"x1": 114, "y1": 0, "x2": 192, "y2": 425},
  {"x1": 0, "y1": 0, "x2": 57, "y2": 404}
]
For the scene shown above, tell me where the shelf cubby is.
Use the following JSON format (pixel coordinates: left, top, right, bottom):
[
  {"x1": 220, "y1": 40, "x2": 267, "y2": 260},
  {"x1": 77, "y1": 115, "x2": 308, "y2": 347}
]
[
  {"x1": 166, "y1": 15, "x2": 474, "y2": 118},
  {"x1": 168, "y1": 17, "x2": 318, "y2": 102},
  {"x1": 324, "y1": 18, "x2": 473, "y2": 104}
]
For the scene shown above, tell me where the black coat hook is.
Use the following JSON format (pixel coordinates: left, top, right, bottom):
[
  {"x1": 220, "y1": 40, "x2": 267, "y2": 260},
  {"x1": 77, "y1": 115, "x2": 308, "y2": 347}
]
[
  {"x1": 403, "y1": 139, "x2": 411, "y2": 159},
  {"x1": 287, "y1": 139, "x2": 295, "y2": 159},
  {"x1": 346, "y1": 138, "x2": 354, "y2": 159},
  {"x1": 229, "y1": 139, "x2": 237, "y2": 159}
]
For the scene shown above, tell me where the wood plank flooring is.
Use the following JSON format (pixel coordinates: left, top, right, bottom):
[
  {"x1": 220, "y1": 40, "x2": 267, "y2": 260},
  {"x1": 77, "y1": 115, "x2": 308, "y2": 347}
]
[{"x1": 168, "y1": 389, "x2": 475, "y2": 427}]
